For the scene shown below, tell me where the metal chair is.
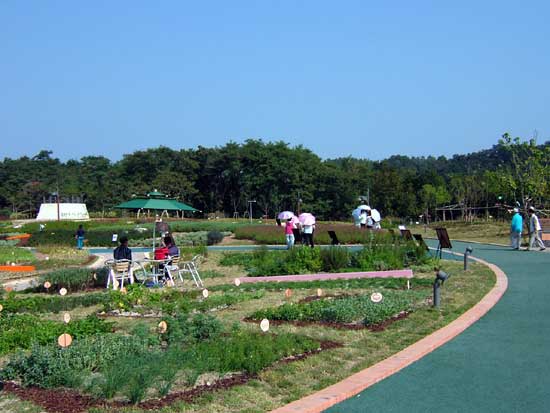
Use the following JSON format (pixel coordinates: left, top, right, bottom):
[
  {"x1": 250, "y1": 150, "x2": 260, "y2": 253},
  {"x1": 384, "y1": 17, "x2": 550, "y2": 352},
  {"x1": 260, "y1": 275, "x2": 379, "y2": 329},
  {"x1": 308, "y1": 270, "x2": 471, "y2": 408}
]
[
  {"x1": 166, "y1": 255, "x2": 204, "y2": 288},
  {"x1": 106, "y1": 259, "x2": 134, "y2": 290}
]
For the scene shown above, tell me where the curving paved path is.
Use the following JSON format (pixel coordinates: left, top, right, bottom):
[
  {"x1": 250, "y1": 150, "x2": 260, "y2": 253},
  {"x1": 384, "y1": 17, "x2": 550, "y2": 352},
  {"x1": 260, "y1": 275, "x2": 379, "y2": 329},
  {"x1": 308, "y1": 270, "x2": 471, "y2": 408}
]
[{"x1": 324, "y1": 240, "x2": 550, "y2": 412}]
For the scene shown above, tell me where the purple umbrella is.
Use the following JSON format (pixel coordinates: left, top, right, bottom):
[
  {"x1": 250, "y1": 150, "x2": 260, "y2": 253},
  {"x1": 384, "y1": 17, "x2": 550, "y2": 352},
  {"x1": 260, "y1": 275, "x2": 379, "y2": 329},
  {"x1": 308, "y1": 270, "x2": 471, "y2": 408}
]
[{"x1": 298, "y1": 213, "x2": 316, "y2": 226}]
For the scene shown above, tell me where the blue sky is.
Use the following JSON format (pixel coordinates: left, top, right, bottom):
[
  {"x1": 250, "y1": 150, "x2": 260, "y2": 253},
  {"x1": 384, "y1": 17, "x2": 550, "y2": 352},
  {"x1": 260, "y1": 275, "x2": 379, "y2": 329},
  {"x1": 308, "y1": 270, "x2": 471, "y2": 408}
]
[{"x1": 1, "y1": 1, "x2": 549, "y2": 161}]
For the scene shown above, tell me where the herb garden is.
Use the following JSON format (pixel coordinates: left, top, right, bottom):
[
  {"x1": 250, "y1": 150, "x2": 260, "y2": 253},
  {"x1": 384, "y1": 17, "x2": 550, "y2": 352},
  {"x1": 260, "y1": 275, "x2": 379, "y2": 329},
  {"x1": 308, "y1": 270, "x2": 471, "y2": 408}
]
[{"x1": 0, "y1": 219, "x2": 496, "y2": 413}]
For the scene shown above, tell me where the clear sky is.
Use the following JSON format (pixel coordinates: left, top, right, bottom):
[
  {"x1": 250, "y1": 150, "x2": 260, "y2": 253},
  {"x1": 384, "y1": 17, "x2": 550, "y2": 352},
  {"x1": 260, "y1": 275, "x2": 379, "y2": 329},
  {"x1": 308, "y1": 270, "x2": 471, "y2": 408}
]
[{"x1": 1, "y1": 1, "x2": 549, "y2": 161}]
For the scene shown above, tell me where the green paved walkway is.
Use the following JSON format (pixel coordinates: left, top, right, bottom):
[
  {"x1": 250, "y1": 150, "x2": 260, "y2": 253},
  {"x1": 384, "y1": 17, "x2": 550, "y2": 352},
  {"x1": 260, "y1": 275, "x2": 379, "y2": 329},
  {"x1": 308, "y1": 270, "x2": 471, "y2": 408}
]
[{"x1": 325, "y1": 241, "x2": 550, "y2": 412}]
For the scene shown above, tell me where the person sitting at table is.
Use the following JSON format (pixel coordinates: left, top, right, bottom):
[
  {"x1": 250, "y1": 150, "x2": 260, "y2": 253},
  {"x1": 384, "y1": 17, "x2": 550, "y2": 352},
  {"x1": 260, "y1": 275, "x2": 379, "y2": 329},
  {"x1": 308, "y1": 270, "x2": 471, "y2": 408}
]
[
  {"x1": 113, "y1": 236, "x2": 132, "y2": 261},
  {"x1": 164, "y1": 235, "x2": 180, "y2": 257},
  {"x1": 113, "y1": 236, "x2": 136, "y2": 283},
  {"x1": 154, "y1": 244, "x2": 169, "y2": 260}
]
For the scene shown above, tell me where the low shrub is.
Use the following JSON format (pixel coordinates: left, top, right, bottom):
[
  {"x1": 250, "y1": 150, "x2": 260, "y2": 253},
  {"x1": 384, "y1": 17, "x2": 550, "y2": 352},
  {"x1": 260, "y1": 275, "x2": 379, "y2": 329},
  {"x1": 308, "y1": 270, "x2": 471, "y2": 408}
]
[
  {"x1": 27, "y1": 229, "x2": 151, "y2": 247},
  {"x1": 207, "y1": 230, "x2": 225, "y2": 245},
  {"x1": 36, "y1": 268, "x2": 103, "y2": 292},
  {"x1": 1, "y1": 334, "x2": 150, "y2": 388},
  {"x1": 220, "y1": 238, "x2": 428, "y2": 276},
  {"x1": 0, "y1": 291, "x2": 109, "y2": 314},
  {"x1": 165, "y1": 313, "x2": 223, "y2": 346},
  {"x1": 320, "y1": 246, "x2": 351, "y2": 272}
]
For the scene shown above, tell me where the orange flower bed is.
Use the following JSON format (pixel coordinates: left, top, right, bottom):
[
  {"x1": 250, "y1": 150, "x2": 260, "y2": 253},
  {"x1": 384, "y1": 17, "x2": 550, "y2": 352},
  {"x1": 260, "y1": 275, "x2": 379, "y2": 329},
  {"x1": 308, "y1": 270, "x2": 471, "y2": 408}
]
[
  {"x1": 0, "y1": 265, "x2": 36, "y2": 272},
  {"x1": 5, "y1": 233, "x2": 31, "y2": 240}
]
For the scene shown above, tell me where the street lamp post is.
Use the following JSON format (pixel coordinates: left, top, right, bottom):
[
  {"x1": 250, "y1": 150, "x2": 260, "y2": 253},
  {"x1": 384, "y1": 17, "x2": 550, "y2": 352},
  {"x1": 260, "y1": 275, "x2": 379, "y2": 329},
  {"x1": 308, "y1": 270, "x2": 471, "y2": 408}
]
[{"x1": 247, "y1": 200, "x2": 256, "y2": 223}]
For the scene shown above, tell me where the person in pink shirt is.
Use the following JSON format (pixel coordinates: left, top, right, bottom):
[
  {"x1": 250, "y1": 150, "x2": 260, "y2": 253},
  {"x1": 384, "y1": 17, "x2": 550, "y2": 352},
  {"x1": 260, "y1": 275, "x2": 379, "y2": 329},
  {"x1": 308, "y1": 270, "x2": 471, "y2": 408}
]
[{"x1": 284, "y1": 218, "x2": 295, "y2": 249}]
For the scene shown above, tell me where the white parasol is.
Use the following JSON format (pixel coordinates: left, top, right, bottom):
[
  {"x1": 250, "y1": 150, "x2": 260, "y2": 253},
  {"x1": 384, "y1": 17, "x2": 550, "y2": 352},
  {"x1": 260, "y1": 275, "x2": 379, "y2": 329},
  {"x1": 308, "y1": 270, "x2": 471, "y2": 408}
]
[
  {"x1": 370, "y1": 209, "x2": 381, "y2": 222},
  {"x1": 278, "y1": 211, "x2": 295, "y2": 220}
]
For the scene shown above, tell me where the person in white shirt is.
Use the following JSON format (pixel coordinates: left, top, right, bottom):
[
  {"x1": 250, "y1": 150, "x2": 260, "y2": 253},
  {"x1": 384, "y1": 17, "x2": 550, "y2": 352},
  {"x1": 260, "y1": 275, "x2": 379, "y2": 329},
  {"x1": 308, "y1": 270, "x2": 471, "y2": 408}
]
[
  {"x1": 302, "y1": 224, "x2": 315, "y2": 247},
  {"x1": 528, "y1": 207, "x2": 546, "y2": 251},
  {"x1": 359, "y1": 210, "x2": 368, "y2": 228}
]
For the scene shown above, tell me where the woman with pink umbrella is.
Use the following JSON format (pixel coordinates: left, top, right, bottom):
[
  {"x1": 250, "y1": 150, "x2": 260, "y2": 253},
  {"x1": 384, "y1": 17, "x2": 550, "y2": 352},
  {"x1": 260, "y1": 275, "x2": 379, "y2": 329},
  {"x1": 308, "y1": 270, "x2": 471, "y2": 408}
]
[
  {"x1": 278, "y1": 211, "x2": 298, "y2": 249},
  {"x1": 299, "y1": 213, "x2": 316, "y2": 248}
]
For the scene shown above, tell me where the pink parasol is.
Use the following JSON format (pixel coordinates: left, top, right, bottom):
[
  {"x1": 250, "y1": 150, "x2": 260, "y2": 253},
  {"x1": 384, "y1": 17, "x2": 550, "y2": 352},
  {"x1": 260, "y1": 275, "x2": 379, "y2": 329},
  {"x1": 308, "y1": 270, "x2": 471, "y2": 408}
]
[
  {"x1": 278, "y1": 211, "x2": 295, "y2": 220},
  {"x1": 298, "y1": 212, "x2": 316, "y2": 226}
]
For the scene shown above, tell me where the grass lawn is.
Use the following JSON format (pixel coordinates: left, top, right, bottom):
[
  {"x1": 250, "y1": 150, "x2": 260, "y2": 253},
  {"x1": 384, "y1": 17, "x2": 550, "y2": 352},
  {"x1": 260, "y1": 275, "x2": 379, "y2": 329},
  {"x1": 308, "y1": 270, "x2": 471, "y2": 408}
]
[{"x1": 0, "y1": 246, "x2": 496, "y2": 413}]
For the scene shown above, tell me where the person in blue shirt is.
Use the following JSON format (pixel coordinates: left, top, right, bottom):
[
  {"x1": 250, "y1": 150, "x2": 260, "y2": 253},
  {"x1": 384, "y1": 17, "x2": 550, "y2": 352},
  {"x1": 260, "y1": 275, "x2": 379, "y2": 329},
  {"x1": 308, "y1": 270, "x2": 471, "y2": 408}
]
[
  {"x1": 113, "y1": 236, "x2": 132, "y2": 261},
  {"x1": 75, "y1": 225, "x2": 85, "y2": 250},
  {"x1": 510, "y1": 208, "x2": 523, "y2": 250}
]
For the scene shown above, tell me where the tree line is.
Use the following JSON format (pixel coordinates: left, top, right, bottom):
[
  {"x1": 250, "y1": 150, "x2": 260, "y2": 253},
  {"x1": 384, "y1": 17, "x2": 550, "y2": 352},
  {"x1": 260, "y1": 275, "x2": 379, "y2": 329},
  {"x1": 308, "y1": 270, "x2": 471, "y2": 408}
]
[{"x1": 1, "y1": 134, "x2": 549, "y2": 221}]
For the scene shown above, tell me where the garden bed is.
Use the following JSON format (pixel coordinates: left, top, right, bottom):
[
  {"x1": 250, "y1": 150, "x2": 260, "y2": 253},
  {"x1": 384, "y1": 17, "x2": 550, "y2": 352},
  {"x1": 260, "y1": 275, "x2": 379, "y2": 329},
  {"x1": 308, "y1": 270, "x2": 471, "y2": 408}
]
[
  {"x1": 247, "y1": 290, "x2": 425, "y2": 330},
  {"x1": 0, "y1": 249, "x2": 495, "y2": 413},
  {"x1": 2, "y1": 340, "x2": 342, "y2": 413},
  {"x1": 220, "y1": 241, "x2": 429, "y2": 277},
  {"x1": 245, "y1": 311, "x2": 411, "y2": 331}
]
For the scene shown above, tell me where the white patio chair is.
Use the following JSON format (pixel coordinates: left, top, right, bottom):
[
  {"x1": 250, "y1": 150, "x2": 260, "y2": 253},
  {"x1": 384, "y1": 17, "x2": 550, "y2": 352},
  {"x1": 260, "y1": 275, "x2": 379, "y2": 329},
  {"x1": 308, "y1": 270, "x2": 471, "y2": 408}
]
[
  {"x1": 166, "y1": 255, "x2": 204, "y2": 288},
  {"x1": 106, "y1": 259, "x2": 134, "y2": 290}
]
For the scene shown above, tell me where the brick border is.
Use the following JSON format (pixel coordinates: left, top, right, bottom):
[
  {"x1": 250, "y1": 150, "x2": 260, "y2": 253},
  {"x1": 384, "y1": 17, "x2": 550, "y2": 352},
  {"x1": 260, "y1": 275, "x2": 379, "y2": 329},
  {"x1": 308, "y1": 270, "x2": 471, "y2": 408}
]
[{"x1": 270, "y1": 254, "x2": 508, "y2": 413}]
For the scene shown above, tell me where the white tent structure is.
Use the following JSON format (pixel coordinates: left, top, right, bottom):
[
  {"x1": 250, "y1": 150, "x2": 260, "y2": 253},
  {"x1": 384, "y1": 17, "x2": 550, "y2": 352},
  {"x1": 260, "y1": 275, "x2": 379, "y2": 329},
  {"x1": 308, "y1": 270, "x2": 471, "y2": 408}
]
[{"x1": 36, "y1": 203, "x2": 90, "y2": 221}]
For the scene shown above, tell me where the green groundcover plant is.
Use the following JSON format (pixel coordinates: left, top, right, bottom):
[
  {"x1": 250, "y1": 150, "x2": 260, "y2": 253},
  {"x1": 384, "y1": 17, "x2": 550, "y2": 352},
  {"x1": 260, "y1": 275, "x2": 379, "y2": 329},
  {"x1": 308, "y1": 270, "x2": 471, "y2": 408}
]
[
  {"x1": 104, "y1": 283, "x2": 264, "y2": 314},
  {"x1": 1, "y1": 314, "x2": 320, "y2": 404},
  {"x1": 0, "y1": 291, "x2": 109, "y2": 314},
  {"x1": 249, "y1": 290, "x2": 427, "y2": 326},
  {"x1": 0, "y1": 246, "x2": 36, "y2": 264},
  {"x1": 0, "y1": 313, "x2": 113, "y2": 355}
]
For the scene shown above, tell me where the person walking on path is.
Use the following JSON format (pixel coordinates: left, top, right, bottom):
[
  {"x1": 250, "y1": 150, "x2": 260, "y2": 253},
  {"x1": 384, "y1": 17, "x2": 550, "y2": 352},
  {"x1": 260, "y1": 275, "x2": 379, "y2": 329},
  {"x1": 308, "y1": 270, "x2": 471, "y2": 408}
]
[
  {"x1": 510, "y1": 208, "x2": 523, "y2": 250},
  {"x1": 75, "y1": 224, "x2": 85, "y2": 250},
  {"x1": 284, "y1": 218, "x2": 295, "y2": 249},
  {"x1": 528, "y1": 207, "x2": 546, "y2": 251},
  {"x1": 302, "y1": 223, "x2": 315, "y2": 248}
]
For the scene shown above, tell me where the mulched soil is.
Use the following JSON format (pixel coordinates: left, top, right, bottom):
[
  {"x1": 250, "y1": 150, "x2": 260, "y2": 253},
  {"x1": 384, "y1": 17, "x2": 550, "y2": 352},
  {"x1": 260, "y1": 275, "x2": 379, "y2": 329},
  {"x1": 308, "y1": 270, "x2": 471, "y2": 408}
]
[
  {"x1": 245, "y1": 310, "x2": 411, "y2": 332},
  {"x1": 2, "y1": 382, "x2": 97, "y2": 413},
  {"x1": 297, "y1": 293, "x2": 352, "y2": 304},
  {"x1": 1, "y1": 340, "x2": 342, "y2": 413}
]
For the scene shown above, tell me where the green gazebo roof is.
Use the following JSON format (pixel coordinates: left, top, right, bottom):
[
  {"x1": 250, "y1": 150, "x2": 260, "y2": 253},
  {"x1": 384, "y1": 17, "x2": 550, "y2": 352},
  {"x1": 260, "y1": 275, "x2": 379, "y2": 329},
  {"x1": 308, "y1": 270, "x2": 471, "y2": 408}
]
[{"x1": 114, "y1": 197, "x2": 199, "y2": 212}]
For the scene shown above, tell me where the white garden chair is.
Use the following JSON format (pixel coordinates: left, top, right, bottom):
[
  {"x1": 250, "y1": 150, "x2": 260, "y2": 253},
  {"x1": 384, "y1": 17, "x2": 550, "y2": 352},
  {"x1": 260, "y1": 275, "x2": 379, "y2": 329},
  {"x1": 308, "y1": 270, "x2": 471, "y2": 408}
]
[
  {"x1": 165, "y1": 255, "x2": 204, "y2": 288},
  {"x1": 105, "y1": 259, "x2": 134, "y2": 290}
]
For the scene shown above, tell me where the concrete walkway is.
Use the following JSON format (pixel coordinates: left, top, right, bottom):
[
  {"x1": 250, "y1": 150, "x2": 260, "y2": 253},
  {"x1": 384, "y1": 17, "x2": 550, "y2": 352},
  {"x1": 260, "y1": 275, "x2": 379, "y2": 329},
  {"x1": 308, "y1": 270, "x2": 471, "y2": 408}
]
[{"x1": 324, "y1": 240, "x2": 550, "y2": 412}]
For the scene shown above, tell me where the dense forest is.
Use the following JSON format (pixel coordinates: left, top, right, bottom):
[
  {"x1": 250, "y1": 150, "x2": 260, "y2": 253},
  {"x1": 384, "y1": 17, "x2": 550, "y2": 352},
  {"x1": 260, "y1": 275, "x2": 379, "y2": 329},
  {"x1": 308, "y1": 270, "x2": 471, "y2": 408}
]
[{"x1": 1, "y1": 133, "x2": 549, "y2": 221}]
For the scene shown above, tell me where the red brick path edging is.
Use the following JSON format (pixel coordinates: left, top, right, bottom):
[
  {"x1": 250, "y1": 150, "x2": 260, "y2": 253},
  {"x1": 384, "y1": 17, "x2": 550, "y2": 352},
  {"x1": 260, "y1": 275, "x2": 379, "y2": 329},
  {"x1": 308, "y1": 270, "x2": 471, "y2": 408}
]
[{"x1": 270, "y1": 255, "x2": 508, "y2": 413}]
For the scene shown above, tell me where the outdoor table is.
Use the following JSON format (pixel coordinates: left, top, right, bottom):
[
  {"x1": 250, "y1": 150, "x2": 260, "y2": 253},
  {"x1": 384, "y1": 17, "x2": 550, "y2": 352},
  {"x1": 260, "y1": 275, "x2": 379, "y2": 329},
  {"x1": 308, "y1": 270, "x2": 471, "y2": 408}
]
[{"x1": 133, "y1": 258, "x2": 174, "y2": 286}]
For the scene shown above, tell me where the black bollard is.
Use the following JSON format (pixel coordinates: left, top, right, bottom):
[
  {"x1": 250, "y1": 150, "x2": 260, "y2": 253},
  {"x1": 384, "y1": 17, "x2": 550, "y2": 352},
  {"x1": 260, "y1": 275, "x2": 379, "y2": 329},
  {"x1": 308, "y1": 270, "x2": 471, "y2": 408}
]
[{"x1": 464, "y1": 247, "x2": 473, "y2": 270}]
